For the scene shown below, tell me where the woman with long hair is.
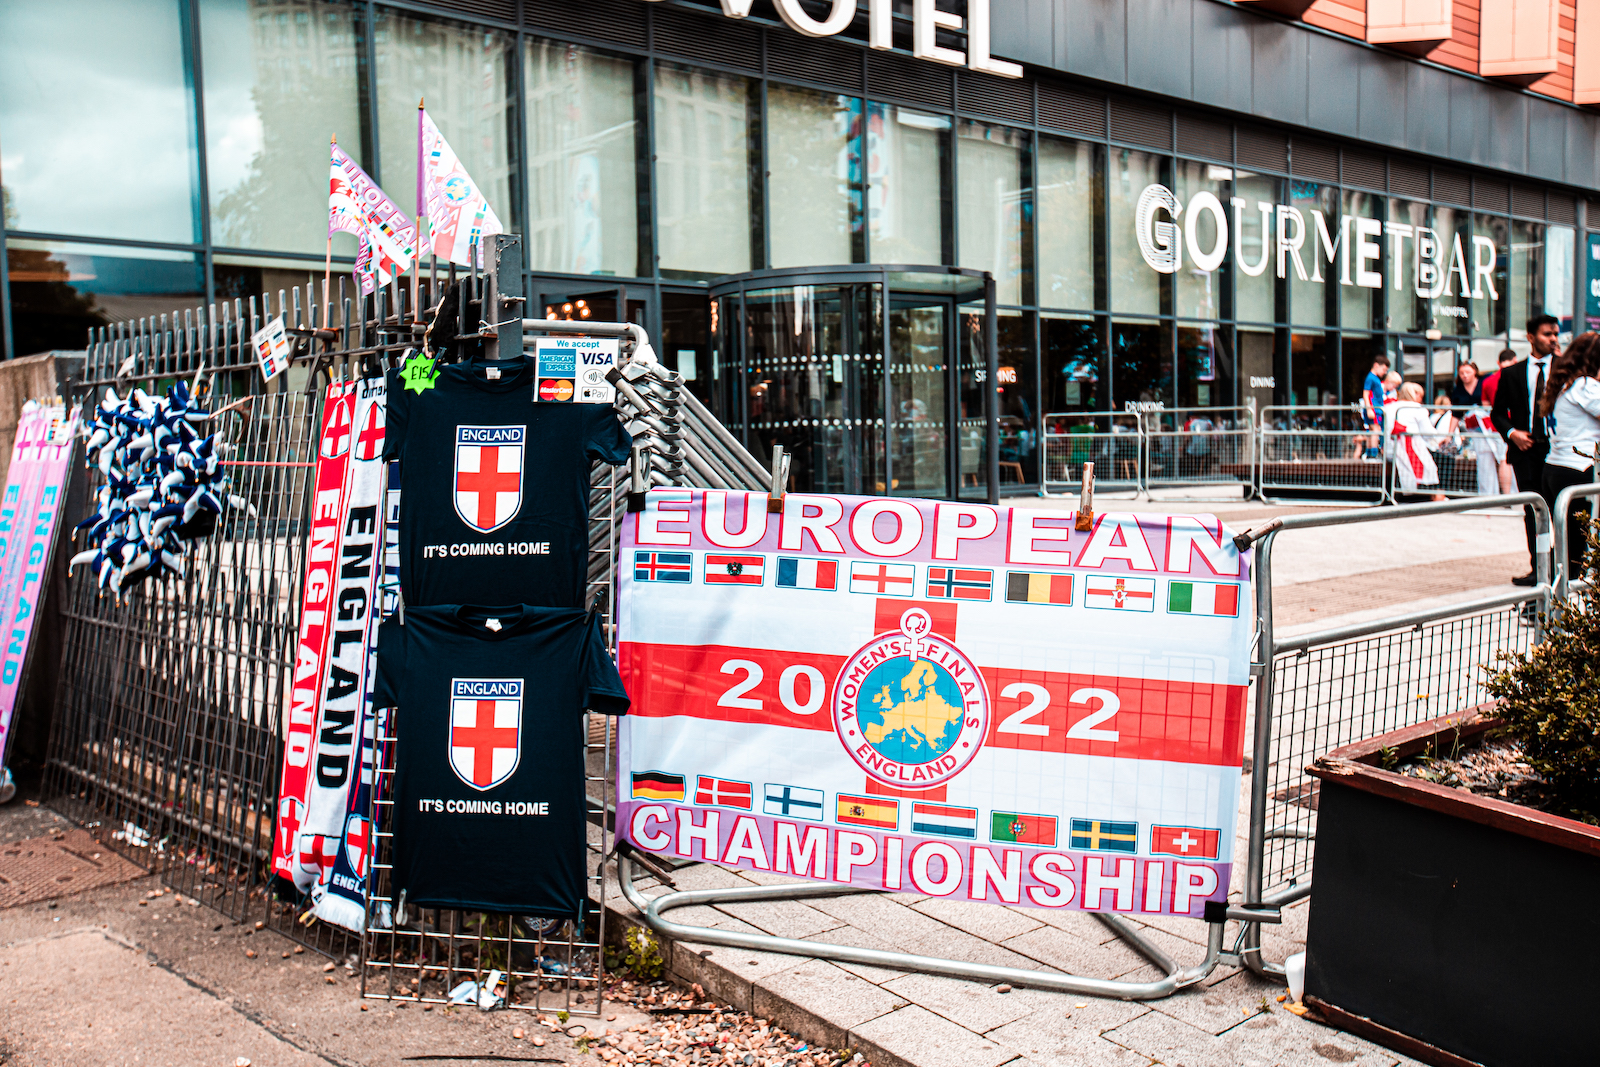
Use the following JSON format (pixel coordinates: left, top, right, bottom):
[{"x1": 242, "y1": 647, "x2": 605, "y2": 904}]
[
  {"x1": 1450, "y1": 360, "x2": 1483, "y2": 408},
  {"x1": 1540, "y1": 331, "x2": 1600, "y2": 571}
]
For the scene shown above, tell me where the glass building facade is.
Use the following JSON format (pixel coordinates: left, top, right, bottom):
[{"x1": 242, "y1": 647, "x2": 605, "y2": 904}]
[{"x1": 0, "y1": 0, "x2": 1592, "y2": 494}]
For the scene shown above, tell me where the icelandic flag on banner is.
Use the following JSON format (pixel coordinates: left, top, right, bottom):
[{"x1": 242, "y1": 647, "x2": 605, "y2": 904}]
[
  {"x1": 419, "y1": 106, "x2": 505, "y2": 268},
  {"x1": 329, "y1": 140, "x2": 417, "y2": 296}
]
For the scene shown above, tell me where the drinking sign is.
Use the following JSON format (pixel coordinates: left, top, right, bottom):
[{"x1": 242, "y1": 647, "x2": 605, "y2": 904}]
[{"x1": 617, "y1": 490, "x2": 1252, "y2": 917}]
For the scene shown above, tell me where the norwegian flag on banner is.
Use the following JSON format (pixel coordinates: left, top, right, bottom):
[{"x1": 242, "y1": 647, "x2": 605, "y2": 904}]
[{"x1": 617, "y1": 491, "x2": 1253, "y2": 918}]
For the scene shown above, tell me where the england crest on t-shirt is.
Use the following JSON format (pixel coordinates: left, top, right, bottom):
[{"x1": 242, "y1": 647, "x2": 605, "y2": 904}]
[
  {"x1": 454, "y1": 425, "x2": 524, "y2": 532},
  {"x1": 449, "y1": 678, "x2": 523, "y2": 790}
]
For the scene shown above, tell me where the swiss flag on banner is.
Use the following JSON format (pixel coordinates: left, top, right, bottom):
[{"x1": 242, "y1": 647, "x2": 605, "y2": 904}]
[{"x1": 1150, "y1": 825, "x2": 1221, "y2": 859}]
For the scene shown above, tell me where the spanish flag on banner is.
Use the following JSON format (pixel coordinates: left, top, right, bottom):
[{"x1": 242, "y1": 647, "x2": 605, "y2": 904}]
[
  {"x1": 836, "y1": 794, "x2": 898, "y2": 830},
  {"x1": 1005, "y1": 571, "x2": 1074, "y2": 605}
]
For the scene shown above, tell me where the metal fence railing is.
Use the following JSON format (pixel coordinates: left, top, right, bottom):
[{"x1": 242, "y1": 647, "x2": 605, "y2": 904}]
[
  {"x1": 1256, "y1": 405, "x2": 1386, "y2": 503},
  {"x1": 1236, "y1": 493, "x2": 1554, "y2": 978},
  {"x1": 1041, "y1": 407, "x2": 1257, "y2": 498}
]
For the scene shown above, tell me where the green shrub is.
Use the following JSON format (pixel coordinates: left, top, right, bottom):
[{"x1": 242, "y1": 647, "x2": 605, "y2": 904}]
[
  {"x1": 1484, "y1": 524, "x2": 1600, "y2": 824},
  {"x1": 604, "y1": 924, "x2": 665, "y2": 980}
]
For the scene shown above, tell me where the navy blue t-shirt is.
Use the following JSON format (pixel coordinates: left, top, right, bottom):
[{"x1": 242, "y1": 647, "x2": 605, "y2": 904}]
[
  {"x1": 384, "y1": 357, "x2": 632, "y2": 608},
  {"x1": 374, "y1": 604, "x2": 629, "y2": 917}
]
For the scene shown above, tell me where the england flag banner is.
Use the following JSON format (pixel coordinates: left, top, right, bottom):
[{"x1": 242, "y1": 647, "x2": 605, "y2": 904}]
[{"x1": 618, "y1": 491, "x2": 1252, "y2": 917}]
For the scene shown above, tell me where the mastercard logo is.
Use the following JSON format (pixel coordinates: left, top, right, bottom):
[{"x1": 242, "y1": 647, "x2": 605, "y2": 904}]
[{"x1": 538, "y1": 379, "x2": 575, "y2": 402}]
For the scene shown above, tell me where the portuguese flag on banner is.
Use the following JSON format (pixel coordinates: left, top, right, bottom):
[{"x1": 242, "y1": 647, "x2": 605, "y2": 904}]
[
  {"x1": 990, "y1": 811, "x2": 1058, "y2": 846},
  {"x1": 1167, "y1": 580, "x2": 1240, "y2": 617}
]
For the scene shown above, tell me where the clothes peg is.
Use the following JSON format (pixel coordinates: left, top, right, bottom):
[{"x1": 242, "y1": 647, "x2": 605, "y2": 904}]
[
  {"x1": 1075, "y1": 461, "x2": 1096, "y2": 532},
  {"x1": 767, "y1": 445, "x2": 790, "y2": 514}
]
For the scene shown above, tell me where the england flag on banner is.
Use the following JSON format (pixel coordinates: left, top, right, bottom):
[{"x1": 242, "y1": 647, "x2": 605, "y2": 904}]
[
  {"x1": 419, "y1": 105, "x2": 505, "y2": 268},
  {"x1": 617, "y1": 490, "x2": 1253, "y2": 918},
  {"x1": 329, "y1": 140, "x2": 417, "y2": 297}
]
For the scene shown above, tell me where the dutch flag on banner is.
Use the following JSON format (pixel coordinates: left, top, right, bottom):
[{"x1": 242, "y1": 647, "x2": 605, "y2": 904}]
[
  {"x1": 775, "y1": 557, "x2": 838, "y2": 591},
  {"x1": 1167, "y1": 580, "x2": 1240, "y2": 617},
  {"x1": 911, "y1": 802, "x2": 978, "y2": 839}
]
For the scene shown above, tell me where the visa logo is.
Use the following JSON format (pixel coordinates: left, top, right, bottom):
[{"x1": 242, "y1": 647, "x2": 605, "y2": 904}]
[{"x1": 580, "y1": 352, "x2": 614, "y2": 365}]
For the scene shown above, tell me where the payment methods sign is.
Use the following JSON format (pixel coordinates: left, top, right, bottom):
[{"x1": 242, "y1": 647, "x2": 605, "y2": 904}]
[{"x1": 618, "y1": 491, "x2": 1252, "y2": 917}]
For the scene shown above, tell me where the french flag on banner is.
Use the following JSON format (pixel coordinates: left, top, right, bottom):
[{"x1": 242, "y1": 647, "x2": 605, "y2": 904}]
[{"x1": 776, "y1": 557, "x2": 838, "y2": 591}]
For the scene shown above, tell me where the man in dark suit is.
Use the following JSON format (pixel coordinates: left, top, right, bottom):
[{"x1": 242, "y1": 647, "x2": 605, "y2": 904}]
[{"x1": 1492, "y1": 314, "x2": 1561, "y2": 585}]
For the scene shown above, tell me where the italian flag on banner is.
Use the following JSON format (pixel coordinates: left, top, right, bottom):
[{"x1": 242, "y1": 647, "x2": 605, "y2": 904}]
[{"x1": 1167, "y1": 580, "x2": 1240, "y2": 617}]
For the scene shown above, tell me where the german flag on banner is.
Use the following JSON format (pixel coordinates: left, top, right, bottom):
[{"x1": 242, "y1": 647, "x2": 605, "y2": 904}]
[
  {"x1": 1005, "y1": 571, "x2": 1073, "y2": 605},
  {"x1": 631, "y1": 770, "x2": 685, "y2": 801},
  {"x1": 836, "y1": 794, "x2": 898, "y2": 830}
]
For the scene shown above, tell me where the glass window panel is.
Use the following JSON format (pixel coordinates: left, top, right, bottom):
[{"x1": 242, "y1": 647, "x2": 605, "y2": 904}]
[
  {"x1": 6, "y1": 240, "x2": 202, "y2": 357},
  {"x1": 957, "y1": 121, "x2": 1029, "y2": 306},
  {"x1": 984, "y1": 311, "x2": 1037, "y2": 483},
  {"x1": 1232, "y1": 172, "x2": 1277, "y2": 324},
  {"x1": 1289, "y1": 331, "x2": 1335, "y2": 407},
  {"x1": 656, "y1": 63, "x2": 754, "y2": 278},
  {"x1": 1108, "y1": 149, "x2": 1163, "y2": 316},
  {"x1": 1289, "y1": 180, "x2": 1335, "y2": 327},
  {"x1": 768, "y1": 86, "x2": 862, "y2": 269},
  {"x1": 525, "y1": 39, "x2": 639, "y2": 277},
  {"x1": 1177, "y1": 323, "x2": 1232, "y2": 409},
  {"x1": 201, "y1": 0, "x2": 361, "y2": 256},
  {"x1": 1174, "y1": 161, "x2": 1229, "y2": 322},
  {"x1": 1341, "y1": 333, "x2": 1384, "y2": 408},
  {"x1": 1544, "y1": 225, "x2": 1575, "y2": 330},
  {"x1": 1042, "y1": 315, "x2": 1102, "y2": 414},
  {"x1": 888, "y1": 299, "x2": 948, "y2": 497},
  {"x1": 1037, "y1": 137, "x2": 1097, "y2": 311},
  {"x1": 375, "y1": 12, "x2": 514, "y2": 246},
  {"x1": 1428, "y1": 205, "x2": 1472, "y2": 339},
  {"x1": 1385, "y1": 199, "x2": 1427, "y2": 333},
  {"x1": 1111, "y1": 319, "x2": 1171, "y2": 409},
  {"x1": 1473, "y1": 214, "x2": 1509, "y2": 339},
  {"x1": 1509, "y1": 218, "x2": 1546, "y2": 336},
  {"x1": 1341, "y1": 191, "x2": 1382, "y2": 331},
  {"x1": 1239, "y1": 325, "x2": 1276, "y2": 411},
  {"x1": 0, "y1": 0, "x2": 196, "y2": 243},
  {"x1": 867, "y1": 104, "x2": 947, "y2": 266}
]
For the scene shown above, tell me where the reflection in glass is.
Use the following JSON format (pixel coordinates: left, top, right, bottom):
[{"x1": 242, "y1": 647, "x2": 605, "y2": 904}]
[
  {"x1": 1342, "y1": 191, "x2": 1382, "y2": 331},
  {"x1": 0, "y1": 0, "x2": 196, "y2": 242},
  {"x1": 661, "y1": 291, "x2": 711, "y2": 405},
  {"x1": 889, "y1": 301, "x2": 948, "y2": 497},
  {"x1": 1239, "y1": 326, "x2": 1276, "y2": 410},
  {"x1": 1388, "y1": 199, "x2": 1428, "y2": 333},
  {"x1": 1178, "y1": 324, "x2": 1231, "y2": 409},
  {"x1": 1341, "y1": 333, "x2": 1385, "y2": 408},
  {"x1": 201, "y1": 0, "x2": 362, "y2": 255},
  {"x1": 656, "y1": 64, "x2": 755, "y2": 278},
  {"x1": 1289, "y1": 180, "x2": 1335, "y2": 327},
  {"x1": 1173, "y1": 161, "x2": 1230, "y2": 322},
  {"x1": 1111, "y1": 319, "x2": 1172, "y2": 410},
  {"x1": 960, "y1": 311, "x2": 1035, "y2": 486},
  {"x1": 1509, "y1": 218, "x2": 1546, "y2": 336},
  {"x1": 867, "y1": 104, "x2": 948, "y2": 265},
  {"x1": 1290, "y1": 332, "x2": 1335, "y2": 407},
  {"x1": 768, "y1": 86, "x2": 862, "y2": 268},
  {"x1": 1037, "y1": 138, "x2": 1097, "y2": 311},
  {"x1": 1108, "y1": 150, "x2": 1163, "y2": 316},
  {"x1": 1233, "y1": 172, "x2": 1277, "y2": 324},
  {"x1": 1430, "y1": 206, "x2": 1473, "y2": 338},
  {"x1": 6, "y1": 242, "x2": 202, "y2": 357},
  {"x1": 525, "y1": 40, "x2": 639, "y2": 277},
  {"x1": 1473, "y1": 214, "x2": 1509, "y2": 338},
  {"x1": 1544, "y1": 225, "x2": 1575, "y2": 329},
  {"x1": 957, "y1": 121, "x2": 1030, "y2": 306},
  {"x1": 1042, "y1": 316, "x2": 1102, "y2": 413},
  {"x1": 376, "y1": 12, "x2": 514, "y2": 242}
]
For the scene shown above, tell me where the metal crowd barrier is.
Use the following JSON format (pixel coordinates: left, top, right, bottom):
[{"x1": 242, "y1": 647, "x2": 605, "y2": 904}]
[
  {"x1": 1041, "y1": 407, "x2": 1256, "y2": 500},
  {"x1": 1256, "y1": 405, "x2": 1386, "y2": 504},
  {"x1": 1235, "y1": 493, "x2": 1554, "y2": 977}
]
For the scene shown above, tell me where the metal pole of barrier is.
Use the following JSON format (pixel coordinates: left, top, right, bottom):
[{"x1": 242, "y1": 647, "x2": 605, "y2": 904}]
[
  {"x1": 1234, "y1": 493, "x2": 1553, "y2": 978},
  {"x1": 1551, "y1": 483, "x2": 1600, "y2": 598},
  {"x1": 615, "y1": 854, "x2": 1270, "y2": 1001}
]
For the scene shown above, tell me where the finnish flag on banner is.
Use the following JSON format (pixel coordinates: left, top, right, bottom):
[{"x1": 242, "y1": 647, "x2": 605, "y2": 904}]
[{"x1": 763, "y1": 783, "x2": 824, "y2": 820}]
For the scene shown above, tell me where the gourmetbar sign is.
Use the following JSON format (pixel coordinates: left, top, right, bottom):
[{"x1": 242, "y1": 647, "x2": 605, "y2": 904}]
[{"x1": 618, "y1": 490, "x2": 1251, "y2": 917}]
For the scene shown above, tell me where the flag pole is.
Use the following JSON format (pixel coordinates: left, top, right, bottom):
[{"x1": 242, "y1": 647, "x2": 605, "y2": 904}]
[
  {"x1": 325, "y1": 134, "x2": 336, "y2": 328},
  {"x1": 413, "y1": 98, "x2": 424, "y2": 324}
]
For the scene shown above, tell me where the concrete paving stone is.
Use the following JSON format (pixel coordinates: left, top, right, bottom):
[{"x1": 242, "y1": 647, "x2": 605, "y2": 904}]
[
  {"x1": 900, "y1": 926, "x2": 1046, "y2": 975},
  {"x1": 1104, "y1": 1003, "x2": 1413, "y2": 1067},
  {"x1": 986, "y1": 1001, "x2": 1158, "y2": 1067},
  {"x1": 848, "y1": 1004, "x2": 1018, "y2": 1067},
  {"x1": 797, "y1": 922, "x2": 917, "y2": 985},
  {"x1": 663, "y1": 862, "x2": 753, "y2": 891},
  {"x1": 751, "y1": 958, "x2": 903, "y2": 1050},
  {"x1": 1000, "y1": 924, "x2": 1147, "y2": 981},
  {"x1": 715, "y1": 896, "x2": 849, "y2": 939},
  {"x1": 733, "y1": 867, "x2": 826, "y2": 887},
  {"x1": 878, "y1": 971, "x2": 1056, "y2": 1035},
  {"x1": 1114, "y1": 911, "x2": 1214, "y2": 947},
  {"x1": 913, "y1": 896, "x2": 1046, "y2": 943},
  {"x1": 807, "y1": 891, "x2": 951, "y2": 945},
  {"x1": 1145, "y1": 969, "x2": 1281, "y2": 1035}
]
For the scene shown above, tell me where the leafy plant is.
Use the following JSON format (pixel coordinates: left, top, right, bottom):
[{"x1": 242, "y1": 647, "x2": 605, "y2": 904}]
[
  {"x1": 1484, "y1": 521, "x2": 1600, "y2": 824},
  {"x1": 1379, "y1": 745, "x2": 1399, "y2": 771},
  {"x1": 604, "y1": 925, "x2": 666, "y2": 981}
]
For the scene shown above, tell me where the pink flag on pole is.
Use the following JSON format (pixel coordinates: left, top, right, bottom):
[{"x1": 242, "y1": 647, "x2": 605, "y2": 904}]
[
  {"x1": 419, "y1": 109, "x2": 505, "y2": 268},
  {"x1": 329, "y1": 140, "x2": 418, "y2": 296},
  {"x1": 0, "y1": 403, "x2": 79, "y2": 762}
]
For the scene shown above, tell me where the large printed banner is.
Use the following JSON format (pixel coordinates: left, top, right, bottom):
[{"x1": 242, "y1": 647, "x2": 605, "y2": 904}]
[
  {"x1": 0, "y1": 403, "x2": 78, "y2": 761},
  {"x1": 271, "y1": 378, "x2": 389, "y2": 930},
  {"x1": 618, "y1": 491, "x2": 1252, "y2": 917}
]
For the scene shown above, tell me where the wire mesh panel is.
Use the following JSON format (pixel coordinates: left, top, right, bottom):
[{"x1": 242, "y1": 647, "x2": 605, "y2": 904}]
[
  {"x1": 1257, "y1": 406, "x2": 1386, "y2": 503},
  {"x1": 1041, "y1": 413, "x2": 1143, "y2": 494},
  {"x1": 1142, "y1": 406, "x2": 1254, "y2": 496},
  {"x1": 1390, "y1": 424, "x2": 1493, "y2": 498},
  {"x1": 1259, "y1": 603, "x2": 1536, "y2": 895}
]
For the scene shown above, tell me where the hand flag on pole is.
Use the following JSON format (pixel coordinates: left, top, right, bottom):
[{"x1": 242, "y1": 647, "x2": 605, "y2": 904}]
[
  {"x1": 328, "y1": 139, "x2": 417, "y2": 297},
  {"x1": 419, "y1": 108, "x2": 504, "y2": 268}
]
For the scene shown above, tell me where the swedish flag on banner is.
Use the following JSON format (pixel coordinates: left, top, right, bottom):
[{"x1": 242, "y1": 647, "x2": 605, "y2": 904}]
[{"x1": 1068, "y1": 818, "x2": 1139, "y2": 853}]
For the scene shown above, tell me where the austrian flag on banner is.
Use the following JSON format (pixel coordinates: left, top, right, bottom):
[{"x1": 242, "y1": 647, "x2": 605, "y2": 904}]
[{"x1": 618, "y1": 493, "x2": 1253, "y2": 918}]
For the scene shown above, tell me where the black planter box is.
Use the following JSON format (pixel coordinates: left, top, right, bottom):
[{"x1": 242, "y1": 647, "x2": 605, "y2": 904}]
[{"x1": 1303, "y1": 710, "x2": 1600, "y2": 1067}]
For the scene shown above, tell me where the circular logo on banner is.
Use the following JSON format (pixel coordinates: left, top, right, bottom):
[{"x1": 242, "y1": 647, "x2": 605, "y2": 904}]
[
  {"x1": 443, "y1": 176, "x2": 471, "y2": 204},
  {"x1": 831, "y1": 608, "x2": 989, "y2": 789}
]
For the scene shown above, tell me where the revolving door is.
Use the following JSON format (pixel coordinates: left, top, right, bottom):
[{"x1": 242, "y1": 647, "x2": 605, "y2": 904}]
[{"x1": 709, "y1": 266, "x2": 998, "y2": 502}]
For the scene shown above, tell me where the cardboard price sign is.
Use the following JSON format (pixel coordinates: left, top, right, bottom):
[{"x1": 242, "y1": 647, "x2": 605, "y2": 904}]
[
  {"x1": 252, "y1": 316, "x2": 293, "y2": 382},
  {"x1": 618, "y1": 491, "x2": 1252, "y2": 917}
]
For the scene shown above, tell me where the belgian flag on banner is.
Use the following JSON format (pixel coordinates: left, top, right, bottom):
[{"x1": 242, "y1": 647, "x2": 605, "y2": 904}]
[{"x1": 1005, "y1": 571, "x2": 1074, "y2": 606}]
